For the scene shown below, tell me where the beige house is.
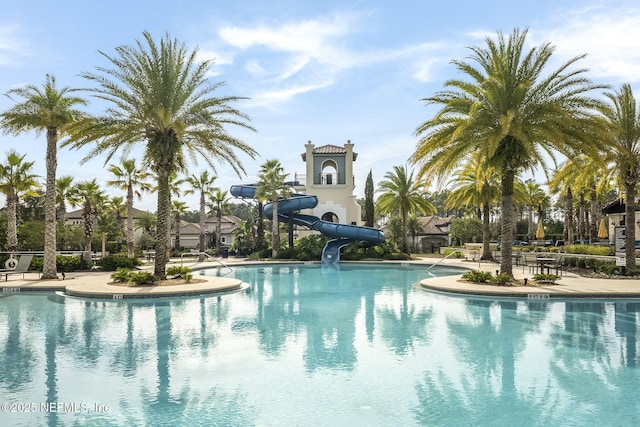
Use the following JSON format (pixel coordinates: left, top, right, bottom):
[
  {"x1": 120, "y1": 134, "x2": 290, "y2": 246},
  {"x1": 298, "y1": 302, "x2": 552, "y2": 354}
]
[{"x1": 170, "y1": 215, "x2": 242, "y2": 250}]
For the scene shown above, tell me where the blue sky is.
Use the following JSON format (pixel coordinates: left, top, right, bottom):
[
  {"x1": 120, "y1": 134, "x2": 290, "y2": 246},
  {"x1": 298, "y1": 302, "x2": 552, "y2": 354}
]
[{"x1": 1, "y1": 0, "x2": 639, "y2": 212}]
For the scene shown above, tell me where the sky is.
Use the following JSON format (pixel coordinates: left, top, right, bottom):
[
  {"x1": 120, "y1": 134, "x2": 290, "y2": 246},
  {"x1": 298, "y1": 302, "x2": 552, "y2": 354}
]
[{"x1": 1, "y1": 0, "x2": 640, "y2": 212}]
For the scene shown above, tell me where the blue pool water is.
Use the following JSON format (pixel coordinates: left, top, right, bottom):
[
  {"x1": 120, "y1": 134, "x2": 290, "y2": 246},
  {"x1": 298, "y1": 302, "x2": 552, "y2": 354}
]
[{"x1": 1, "y1": 263, "x2": 640, "y2": 426}]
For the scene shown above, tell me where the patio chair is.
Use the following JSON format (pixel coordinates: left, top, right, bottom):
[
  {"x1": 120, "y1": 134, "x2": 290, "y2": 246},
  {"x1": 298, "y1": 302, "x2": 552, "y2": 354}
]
[
  {"x1": 522, "y1": 252, "x2": 539, "y2": 274},
  {"x1": 0, "y1": 254, "x2": 34, "y2": 281}
]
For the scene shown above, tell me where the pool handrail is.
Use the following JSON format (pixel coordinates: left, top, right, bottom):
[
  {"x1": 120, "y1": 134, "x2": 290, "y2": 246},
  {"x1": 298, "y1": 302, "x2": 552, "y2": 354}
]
[
  {"x1": 426, "y1": 249, "x2": 464, "y2": 271},
  {"x1": 180, "y1": 252, "x2": 233, "y2": 274}
]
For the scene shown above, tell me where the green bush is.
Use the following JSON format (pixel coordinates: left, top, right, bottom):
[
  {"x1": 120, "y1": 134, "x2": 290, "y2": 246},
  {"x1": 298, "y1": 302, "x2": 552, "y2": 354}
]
[
  {"x1": 491, "y1": 273, "x2": 513, "y2": 286},
  {"x1": 383, "y1": 252, "x2": 411, "y2": 260},
  {"x1": 111, "y1": 268, "x2": 131, "y2": 283},
  {"x1": 461, "y1": 270, "x2": 493, "y2": 283},
  {"x1": 128, "y1": 271, "x2": 156, "y2": 285},
  {"x1": 97, "y1": 255, "x2": 141, "y2": 271},
  {"x1": 565, "y1": 244, "x2": 613, "y2": 256},
  {"x1": 533, "y1": 273, "x2": 560, "y2": 284},
  {"x1": 26, "y1": 255, "x2": 82, "y2": 272},
  {"x1": 166, "y1": 266, "x2": 193, "y2": 282}
]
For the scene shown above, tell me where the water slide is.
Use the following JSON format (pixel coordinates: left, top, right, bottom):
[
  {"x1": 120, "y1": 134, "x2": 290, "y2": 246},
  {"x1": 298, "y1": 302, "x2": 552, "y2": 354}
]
[{"x1": 230, "y1": 184, "x2": 385, "y2": 263}]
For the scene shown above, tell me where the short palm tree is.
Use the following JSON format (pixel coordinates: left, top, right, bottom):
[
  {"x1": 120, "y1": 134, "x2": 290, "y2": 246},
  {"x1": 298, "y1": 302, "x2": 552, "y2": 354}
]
[
  {"x1": 68, "y1": 180, "x2": 106, "y2": 254},
  {"x1": 255, "y1": 160, "x2": 292, "y2": 258},
  {"x1": 185, "y1": 171, "x2": 218, "y2": 260},
  {"x1": 65, "y1": 32, "x2": 256, "y2": 279},
  {"x1": 171, "y1": 200, "x2": 189, "y2": 252},
  {"x1": 1, "y1": 74, "x2": 87, "y2": 279},
  {"x1": 376, "y1": 165, "x2": 436, "y2": 253},
  {"x1": 412, "y1": 28, "x2": 606, "y2": 277},
  {"x1": 445, "y1": 157, "x2": 501, "y2": 260},
  {"x1": 207, "y1": 189, "x2": 231, "y2": 257},
  {"x1": 598, "y1": 84, "x2": 640, "y2": 269},
  {"x1": 107, "y1": 159, "x2": 151, "y2": 258},
  {"x1": 55, "y1": 175, "x2": 75, "y2": 223},
  {"x1": 0, "y1": 151, "x2": 40, "y2": 251}
]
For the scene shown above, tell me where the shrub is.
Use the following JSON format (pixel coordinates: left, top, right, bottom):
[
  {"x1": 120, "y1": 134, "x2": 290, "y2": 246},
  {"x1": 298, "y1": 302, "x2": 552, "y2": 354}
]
[
  {"x1": 533, "y1": 273, "x2": 560, "y2": 284},
  {"x1": 97, "y1": 255, "x2": 141, "y2": 271},
  {"x1": 491, "y1": 273, "x2": 513, "y2": 286},
  {"x1": 461, "y1": 270, "x2": 493, "y2": 283},
  {"x1": 26, "y1": 255, "x2": 82, "y2": 272},
  {"x1": 383, "y1": 252, "x2": 411, "y2": 260},
  {"x1": 128, "y1": 271, "x2": 156, "y2": 285},
  {"x1": 166, "y1": 266, "x2": 193, "y2": 282},
  {"x1": 111, "y1": 268, "x2": 131, "y2": 283}
]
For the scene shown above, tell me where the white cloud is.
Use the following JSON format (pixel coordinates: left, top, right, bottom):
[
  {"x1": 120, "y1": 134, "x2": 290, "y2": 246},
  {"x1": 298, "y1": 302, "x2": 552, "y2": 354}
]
[
  {"x1": 0, "y1": 25, "x2": 28, "y2": 65},
  {"x1": 249, "y1": 79, "x2": 334, "y2": 107},
  {"x1": 535, "y1": 3, "x2": 640, "y2": 84}
]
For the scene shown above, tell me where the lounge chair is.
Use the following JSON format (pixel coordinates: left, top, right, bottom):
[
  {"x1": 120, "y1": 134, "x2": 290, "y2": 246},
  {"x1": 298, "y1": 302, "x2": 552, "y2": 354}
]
[{"x1": 0, "y1": 254, "x2": 34, "y2": 281}]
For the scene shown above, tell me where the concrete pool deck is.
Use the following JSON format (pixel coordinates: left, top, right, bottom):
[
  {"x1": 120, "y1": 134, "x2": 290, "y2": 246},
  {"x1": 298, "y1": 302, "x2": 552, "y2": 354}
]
[{"x1": 1, "y1": 256, "x2": 639, "y2": 299}]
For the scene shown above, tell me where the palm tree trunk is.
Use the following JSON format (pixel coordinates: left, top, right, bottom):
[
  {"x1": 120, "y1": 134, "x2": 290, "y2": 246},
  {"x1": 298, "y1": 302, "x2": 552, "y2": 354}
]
[
  {"x1": 198, "y1": 192, "x2": 205, "y2": 262},
  {"x1": 500, "y1": 169, "x2": 516, "y2": 278},
  {"x1": 589, "y1": 187, "x2": 598, "y2": 243},
  {"x1": 126, "y1": 185, "x2": 135, "y2": 258},
  {"x1": 624, "y1": 180, "x2": 637, "y2": 270},
  {"x1": 42, "y1": 128, "x2": 58, "y2": 279},
  {"x1": 216, "y1": 212, "x2": 222, "y2": 256},
  {"x1": 271, "y1": 200, "x2": 279, "y2": 258},
  {"x1": 257, "y1": 202, "x2": 265, "y2": 250},
  {"x1": 154, "y1": 170, "x2": 170, "y2": 280},
  {"x1": 481, "y1": 202, "x2": 492, "y2": 260},
  {"x1": 563, "y1": 187, "x2": 574, "y2": 244},
  {"x1": 6, "y1": 193, "x2": 18, "y2": 252},
  {"x1": 174, "y1": 213, "x2": 181, "y2": 251}
]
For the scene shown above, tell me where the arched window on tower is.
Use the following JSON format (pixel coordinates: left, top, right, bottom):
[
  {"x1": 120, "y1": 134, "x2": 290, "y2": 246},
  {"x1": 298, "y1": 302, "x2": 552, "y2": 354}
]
[{"x1": 320, "y1": 160, "x2": 338, "y2": 185}]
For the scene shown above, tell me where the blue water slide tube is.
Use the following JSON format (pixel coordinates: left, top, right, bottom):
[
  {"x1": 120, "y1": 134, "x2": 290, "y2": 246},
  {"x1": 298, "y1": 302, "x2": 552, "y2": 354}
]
[{"x1": 229, "y1": 184, "x2": 385, "y2": 263}]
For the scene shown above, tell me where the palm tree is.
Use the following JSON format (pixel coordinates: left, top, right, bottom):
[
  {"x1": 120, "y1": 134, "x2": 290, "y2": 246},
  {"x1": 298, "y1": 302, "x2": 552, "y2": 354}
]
[
  {"x1": 406, "y1": 215, "x2": 424, "y2": 252},
  {"x1": 522, "y1": 180, "x2": 548, "y2": 242},
  {"x1": 134, "y1": 211, "x2": 157, "y2": 248},
  {"x1": 0, "y1": 151, "x2": 40, "y2": 251},
  {"x1": 171, "y1": 200, "x2": 189, "y2": 252},
  {"x1": 184, "y1": 171, "x2": 218, "y2": 260},
  {"x1": 255, "y1": 160, "x2": 292, "y2": 258},
  {"x1": 207, "y1": 189, "x2": 231, "y2": 257},
  {"x1": 1, "y1": 74, "x2": 87, "y2": 279},
  {"x1": 599, "y1": 84, "x2": 640, "y2": 270},
  {"x1": 68, "y1": 180, "x2": 106, "y2": 255},
  {"x1": 445, "y1": 157, "x2": 501, "y2": 260},
  {"x1": 412, "y1": 28, "x2": 606, "y2": 277},
  {"x1": 55, "y1": 175, "x2": 75, "y2": 223},
  {"x1": 376, "y1": 165, "x2": 436, "y2": 253},
  {"x1": 107, "y1": 159, "x2": 151, "y2": 258},
  {"x1": 64, "y1": 32, "x2": 256, "y2": 279}
]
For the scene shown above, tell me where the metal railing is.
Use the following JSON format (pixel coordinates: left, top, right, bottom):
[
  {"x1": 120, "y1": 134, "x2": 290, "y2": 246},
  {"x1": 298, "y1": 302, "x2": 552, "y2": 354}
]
[
  {"x1": 179, "y1": 252, "x2": 233, "y2": 274},
  {"x1": 426, "y1": 248, "x2": 464, "y2": 271}
]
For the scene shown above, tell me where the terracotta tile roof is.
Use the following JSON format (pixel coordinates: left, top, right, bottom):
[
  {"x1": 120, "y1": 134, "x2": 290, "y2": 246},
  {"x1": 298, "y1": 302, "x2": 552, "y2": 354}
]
[{"x1": 301, "y1": 144, "x2": 358, "y2": 161}]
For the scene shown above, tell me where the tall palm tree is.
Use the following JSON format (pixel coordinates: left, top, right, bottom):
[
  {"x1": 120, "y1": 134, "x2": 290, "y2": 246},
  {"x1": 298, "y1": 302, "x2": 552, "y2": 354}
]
[
  {"x1": 64, "y1": 32, "x2": 256, "y2": 279},
  {"x1": 171, "y1": 200, "x2": 189, "y2": 252},
  {"x1": 107, "y1": 159, "x2": 151, "y2": 258},
  {"x1": 207, "y1": 189, "x2": 231, "y2": 257},
  {"x1": 255, "y1": 160, "x2": 292, "y2": 258},
  {"x1": 184, "y1": 171, "x2": 218, "y2": 260},
  {"x1": 55, "y1": 175, "x2": 75, "y2": 223},
  {"x1": 599, "y1": 84, "x2": 640, "y2": 270},
  {"x1": 445, "y1": 156, "x2": 501, "y2": 260},
  {"x1": 68, "y1": 180, "x2": 106, "y2": 255},
  {"x1": 376, "y1": 165, "x2": 436, "y2": 253},
  {"x1": 412, "y1": 28, "x2": 606, "y2": 277},
  {"x1": 0, "y1": 151, "x2": 40, "y2": 251},
  {"x1": 1, "y1": 74, "x2": 87, "y2": 279}
]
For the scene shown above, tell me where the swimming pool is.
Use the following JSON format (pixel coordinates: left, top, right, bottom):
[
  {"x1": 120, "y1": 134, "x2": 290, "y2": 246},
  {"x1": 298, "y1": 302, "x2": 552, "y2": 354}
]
[{"x1": 1, "y1": 263, "x2": 639, "y2": 426}]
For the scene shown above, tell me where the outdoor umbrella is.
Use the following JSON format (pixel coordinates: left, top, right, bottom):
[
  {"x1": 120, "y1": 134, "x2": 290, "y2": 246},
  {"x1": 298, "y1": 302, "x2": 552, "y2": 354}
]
[
  {"x1": 535, "y1": 220, "x2": 545, "y2": 239},
  {"x1": 598, "y1": 219, "x2": 608, "y2": 239}
]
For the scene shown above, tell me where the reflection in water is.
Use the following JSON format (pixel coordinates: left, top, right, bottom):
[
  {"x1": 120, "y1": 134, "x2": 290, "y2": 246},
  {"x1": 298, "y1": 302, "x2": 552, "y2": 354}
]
[{"x1": 1, "y1": 265, "x2": 640, "y2": 425}]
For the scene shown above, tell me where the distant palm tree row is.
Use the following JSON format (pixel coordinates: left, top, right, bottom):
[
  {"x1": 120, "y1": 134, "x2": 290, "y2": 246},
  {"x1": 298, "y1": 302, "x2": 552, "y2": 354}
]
[
  {"x1": 1, "y1": 28, "x2": 639, "y2": 281},
  {"x1": 410, "y1": 28, "x2": 640, "y2": 277},
  {"x1": 0, "y1": 32, "x2": 257, "y2": 280}
]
